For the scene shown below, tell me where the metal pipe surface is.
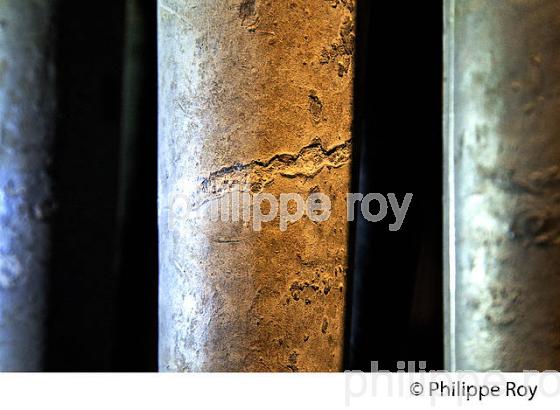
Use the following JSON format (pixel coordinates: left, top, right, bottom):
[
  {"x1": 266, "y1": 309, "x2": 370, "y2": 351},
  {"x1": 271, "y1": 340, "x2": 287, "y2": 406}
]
[
  {"x1": 158, "y1": 0, "x2": 354, "y2": 371},
  {"x1": 445, "y1": 0, "x2": 560, "y2": 371},
  {"x1": 0, "y1": 0, "x2": 55, "y2": 371}
]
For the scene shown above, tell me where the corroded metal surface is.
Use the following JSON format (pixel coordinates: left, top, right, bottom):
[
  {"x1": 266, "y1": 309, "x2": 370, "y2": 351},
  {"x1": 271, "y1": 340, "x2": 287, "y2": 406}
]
[
  {"x1": 446, "y1": 0, "x2": 560, "y2": 370},
  {"x1": 0, "y1": 1, "x2": 55, "y2": 370},
  {"x1": 158, "y1": 0, "x2": 353, "y2": 371}
]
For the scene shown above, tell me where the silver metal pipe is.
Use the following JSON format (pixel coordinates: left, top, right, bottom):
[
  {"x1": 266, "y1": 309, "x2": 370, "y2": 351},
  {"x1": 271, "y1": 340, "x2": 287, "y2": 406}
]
[
  {"x1": 0, "y1": 1, "x2": 55, "y2": 370},
  {"x1": 445, "y1": 0, "x2": 560, "y2": 371}
]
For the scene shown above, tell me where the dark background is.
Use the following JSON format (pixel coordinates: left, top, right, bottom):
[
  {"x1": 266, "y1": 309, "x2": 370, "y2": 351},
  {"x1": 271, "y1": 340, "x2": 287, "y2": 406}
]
[
  {"x1": 346, "y1": 1, "x2": 443, "y2": 371},
  {"x1": 43, "y1": 0, "x2": 442, "y2": 371},
  {"x1": 46, "y1": 0, "x2": 158, "y2": 371}
]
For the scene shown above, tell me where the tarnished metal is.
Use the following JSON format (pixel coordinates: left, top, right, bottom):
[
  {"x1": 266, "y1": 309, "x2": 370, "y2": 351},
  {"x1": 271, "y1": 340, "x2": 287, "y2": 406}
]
[
  {"x1": 0, "y1": 1, "x2": 55, "y2": 370},
  {"x1": 445, "y1": 0, "x2": 560, "y2": 370},
  {"x1": 158, "y1": 0, "x2": 354, "y2": 371}
]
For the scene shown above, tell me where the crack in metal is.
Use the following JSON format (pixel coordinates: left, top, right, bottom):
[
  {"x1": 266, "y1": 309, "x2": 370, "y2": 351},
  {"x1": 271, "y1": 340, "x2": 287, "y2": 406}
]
[{"x1": 190, "y1": 138, "x2": 351, "y2": 210}]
